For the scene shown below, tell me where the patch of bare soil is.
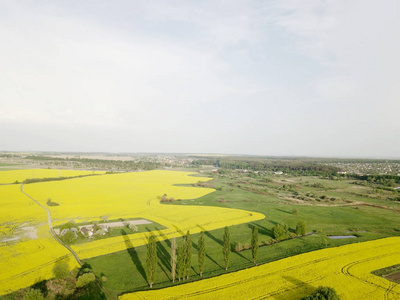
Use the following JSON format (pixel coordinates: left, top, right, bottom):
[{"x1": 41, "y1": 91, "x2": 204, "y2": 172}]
[
  {"x1": 385, "y1": 272, "x2": 400, "y2": 283},
  {"x1": 20, "y1": 226, "x2": 38, "y2": 239}
]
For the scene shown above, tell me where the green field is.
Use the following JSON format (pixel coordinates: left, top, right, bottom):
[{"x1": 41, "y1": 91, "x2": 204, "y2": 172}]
[{"x1": 84, "y1": 172, "x2": 400, "y2": 298}]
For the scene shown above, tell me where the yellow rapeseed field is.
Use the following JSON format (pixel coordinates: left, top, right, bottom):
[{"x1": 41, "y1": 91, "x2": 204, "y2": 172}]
[
  {"x1": 0, "y1": 168, "x2": 104, "y2": 184},
  {"x1": 0, "y1": 184, "x2": 79, "y2": 296},
  {"x1": 0, "y1": 169, "x2": 263, "y2": 295},
  {"x1": 0, "y1": 184, "x2": 44, "y2": 237},
  {"x1": 23, "y1": 170, "x2": 264, "y2": 259},
  {"x1": 121, "y1": 237, "x2": 400, "y2": 300}
]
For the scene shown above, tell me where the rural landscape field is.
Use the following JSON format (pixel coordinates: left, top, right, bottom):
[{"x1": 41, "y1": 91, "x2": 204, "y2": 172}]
[
  {"x1": 123, "y1": 237, "x2": 400, "y2": 299},
  {"x1": 1, "y1": 154, "x2": 400, "y2": 299},
  {"x1": 2, "y1": 1, "x2": 399, "y2": 299}
]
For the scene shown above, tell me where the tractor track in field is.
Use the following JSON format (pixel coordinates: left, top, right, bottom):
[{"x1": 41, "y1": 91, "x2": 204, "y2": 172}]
[
  {"x1": 135, "y1": 240, "x2": 400, "y2": 300},
  {"x1": 20, "y1": 184, "x2": 82, "y2": 266},
  {"x1": 340, "y1": 250, "x2": 400, "y2": 299}
]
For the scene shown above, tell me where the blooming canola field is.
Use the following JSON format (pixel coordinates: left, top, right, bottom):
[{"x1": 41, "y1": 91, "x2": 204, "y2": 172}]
[
  {"x1": 0, "y1": 184, "x2": 79, "y2": 296},
  {"x1": 23, "y1": 170, "x2": 265, "y2": 259},
  {"x1": 0, "y1": 168, "x2": 104, "y2": 184},
  {"x1": 0, "y1": 169, "x2": 264, "y2": 296},
  {"x1": 121, "y1": 237, "x2": 400, "y2": 300}
]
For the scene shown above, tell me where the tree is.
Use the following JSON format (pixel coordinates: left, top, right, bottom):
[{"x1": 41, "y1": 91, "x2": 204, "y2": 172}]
[
  {"x1": 171, "y1": 238, "x2": 177, "y2": 283},
  {"x1": 60, "y1": 221, "x2": 77, "y2": 231},
  {"x1": 161, "y1": 193, "x2": 168, "y2": 202},
  {"x1": 177, "y1": 241, "x2": 185, "y2": 281},
  {"x1": 251, "y1": 226, "x2": 259, "y2": 265},
  {"x1": 146, "y1": 235, "x2": 157, "y2": 288},
  {"x1": 198, "y1": 231, "x2": 205, "y2": 277},
  {"x1": 62, "y1": 230, "x2": 77, "y2": 243},
  {"x1": 76, "y1": 272, "x2": 96, "y2": 288},
  {"x1": 272, "y1": 223, "x2": 289, "y2": 240},
  {"x1": 295, "y1": 221, "x2": 306, "y2": 236},
  {"x1": 23, "y1": 288, "x2": 44, "y2": 300},
  {"x1": 223, "y1": 226, "x2": 230, "y2": 270},
  {"x1": 184, "y1": 231, "x2": 192, "y2": 280},
  {"x1": 302, "y1": 286, "x2": 340, "y2": 300},
  {"x1": 52, "y1": 260, "x2": 70, "y2": 279}
]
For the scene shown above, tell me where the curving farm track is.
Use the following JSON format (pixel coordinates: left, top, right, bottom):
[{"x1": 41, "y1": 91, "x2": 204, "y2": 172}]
[{"x1": 20, "y1": 184, "x2": 82, "y2": 266}]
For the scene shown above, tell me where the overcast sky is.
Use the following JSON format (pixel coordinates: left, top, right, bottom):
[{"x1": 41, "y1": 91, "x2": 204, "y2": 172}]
[{"x1": 1, "y1": 1, "x2": 399, "y2": 158}]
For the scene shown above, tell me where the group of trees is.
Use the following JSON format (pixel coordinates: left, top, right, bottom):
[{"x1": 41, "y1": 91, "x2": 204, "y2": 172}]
[
  {"x1": 25, "y1": 155, "x2": 164, "y2": 171},
  {"x1": 175, "y1": 231, "x2": 192, "y2": 282},
  {"x1": 146, "y1": 225, "x2": 262, "y2": 288},
  {"x1": 191, "y1": 157, "x2": 340, "y2": 176},
  {"x1": 147, "y1": 230, "x2": 207, "y2": 288},
  {"x1": 272, "y1": 221, "x2": 306, "y2": 240},
  {"x1": 350, "y1": 174, "x2": 400, "y2": 187},
  {"x1": 21, "y1": 261, "x2": 102, "y2": 300},
  {"x1": 159, "y1": 193, "x2": 176, "y2": 202}
]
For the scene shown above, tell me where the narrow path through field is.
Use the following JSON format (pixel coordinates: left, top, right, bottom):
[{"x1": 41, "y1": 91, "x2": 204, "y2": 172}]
[{"x1": 20, "y1": 184, "x2": 82, "y2": 266}]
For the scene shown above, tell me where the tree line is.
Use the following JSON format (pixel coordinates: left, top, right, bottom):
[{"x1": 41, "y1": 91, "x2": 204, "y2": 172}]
[
  {"x1": 191, "y1": 158, "x2": 340, "y2": 176},
  {"x1": 146, "y1": 226, "x2": 262, "y2": 288},
  {"x1": 348, "y1": 174, "x2": 400, "y2": 187}
]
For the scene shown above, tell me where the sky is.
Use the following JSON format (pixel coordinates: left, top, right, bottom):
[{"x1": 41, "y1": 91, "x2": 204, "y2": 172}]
[{"x1": 0, "y1": 1, "x2": 399, "y2": 158}]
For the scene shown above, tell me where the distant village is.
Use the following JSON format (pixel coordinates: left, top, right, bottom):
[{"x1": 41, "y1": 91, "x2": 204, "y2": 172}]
[{"x1": 328, "y1": 162, "x2": 400, "y2": 176}]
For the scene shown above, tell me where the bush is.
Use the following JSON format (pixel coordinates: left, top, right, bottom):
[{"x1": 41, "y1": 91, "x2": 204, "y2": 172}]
[
  {"x1": 302, "y1": 286, "x2": 340, "y2": 300},
  {"x1": 76, "y1": 272, "x2": 96, "y2": 288},
  {"x1": 234, "y1": 242, "x2": 243, "y2": 252},
  {"x1": 295, "y1": 221, "x2": 306, "y2": 236},
  {"x1": 129, "y1": 224, "x2": 138, "y2": 232},
  {"x1": 23, "y1": 288, "x2": 44, "y2": 300},
  {"x1": 52, "y1": 261, "x2": 70, "y2": 279},
  {"x1": 272, "y1": 223, "x2": 290, "y2": 240}
]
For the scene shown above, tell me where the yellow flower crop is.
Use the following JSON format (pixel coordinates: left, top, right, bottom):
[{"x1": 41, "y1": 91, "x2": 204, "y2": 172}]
[
  {"x1": 1, "y1": 169, "x2": 263, "y2": 295},
  {"x1": 0, "y1": 185, "x2": 79, "y2": 296},
  {"x1": 23, "y1": 170, "x2": 264, "y2": 259},
  {"x1": 121, "y1": 237, "x2": 400, "y2": 300},
  {"x1": 0, "y1": 168, "x2": 104, "y2": 184}
]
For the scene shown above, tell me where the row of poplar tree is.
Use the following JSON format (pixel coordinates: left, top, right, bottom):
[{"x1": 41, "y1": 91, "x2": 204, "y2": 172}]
[{"x1": 146, "y1": 226, "x2": 259, "y2": 288}]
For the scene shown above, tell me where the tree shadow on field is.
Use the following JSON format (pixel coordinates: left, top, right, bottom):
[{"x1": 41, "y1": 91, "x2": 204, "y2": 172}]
[
  {"x1": 249, "y1": 223, "x2": 273, "y2": 238},
  {"x1": 231, "y1": 242, "x2": 250, "y2": 262},
  {"x1": 32, "y1": 277, "x2": 47, "y2": 296},
  {"x1": 121, "y1": 230, "x2": 147, "y2": 284},
  {"x1": 197, "y1": 224, "x2": 223, "y2": 247},
  {"x1": 268, "y1": 220, "x2": 280, "y2": 227},
  {"x1": 272, "y1": 276, "x2": 315, "y2": 300},
  {"x1": 148, "y1": 227, "x2": 172, "y2": 278},
  {"x1": 172, "y1": 224, "x2": 185, "y2": 236},
  {"x1": 276, "y1": 209, "x2": 292, "y2": 214},
  {"x1": 196, "y1": 224, "x2": 223, "y2": 269},
  {"x1": 156, "y1": 228, "x2": 171, "y2": 248}
]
